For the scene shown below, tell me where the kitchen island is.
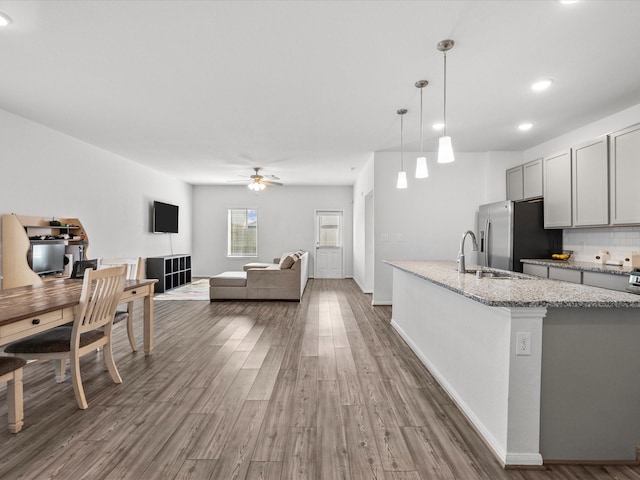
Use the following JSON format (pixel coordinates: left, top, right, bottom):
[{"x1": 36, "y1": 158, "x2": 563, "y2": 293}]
[{"x1": 386, "y1": 260, "x2": 640, "y2": 466}]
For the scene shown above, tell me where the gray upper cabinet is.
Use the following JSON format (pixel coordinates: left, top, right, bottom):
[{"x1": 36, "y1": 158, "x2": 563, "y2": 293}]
[
  {"x1": 523, "y1": 158, "x2": 543, "y2": 199},
  {"x1": 572, "y1": 136, "x2": 608, "y2": 227},
  {"x1": 543, "y1": 150, "x2": 572, "y2": 228},
  {"x1": 609, "y1": 123, "x2": 640, "y2": 225},
  {"x1": 506, "y1": 165, "x2": 524, "y2": 201},
  {"x1": 506, "y1": 159, "x2": 542, "y2": 202}
]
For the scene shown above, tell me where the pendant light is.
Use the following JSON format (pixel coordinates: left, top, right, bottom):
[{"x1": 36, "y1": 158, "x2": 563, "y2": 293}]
[
  {"x1": 415, "y1": 80, "x2": 429, "y2": 178},
  {"x1": 437, "y1": 39, "x2": 455, "y2": 164},
  {"x1": 396, "y1": 109, "x2": 408, "y2": 189}
]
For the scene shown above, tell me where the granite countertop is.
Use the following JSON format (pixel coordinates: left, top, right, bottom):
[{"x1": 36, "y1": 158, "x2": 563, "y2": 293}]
[
  {"x1": 385, "y1": 260, "x2": 640, "y2": 308},
  {"x1": 521, "y1": 258, "x2": 636, "y2": 276}
]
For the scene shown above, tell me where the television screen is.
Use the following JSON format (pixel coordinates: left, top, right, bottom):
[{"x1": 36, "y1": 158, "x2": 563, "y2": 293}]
[
  {"x1": 29, "y1": 243, "x2": 66, "y2": 275},
  {"x1": 153, "y1": 201, "x2": 179, "y2": 233}
]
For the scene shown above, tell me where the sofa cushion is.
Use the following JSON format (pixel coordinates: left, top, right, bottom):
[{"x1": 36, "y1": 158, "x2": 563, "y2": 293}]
[
  {"x1": 209, "y1": 271, "x2": 247, "y2": 287},
  {"x1": 243, "y1": 262, "x2": 273, "y2": 271},
  {"x1": 279, "y1": 255, "x2": 296, "y2": 269}
]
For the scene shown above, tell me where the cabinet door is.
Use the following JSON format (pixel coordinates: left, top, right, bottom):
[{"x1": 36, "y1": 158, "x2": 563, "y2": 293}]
[
  {"x1": 523, "y1": 263, "x2": 548, "y2": 278},
  {"x1": 572, "y1": 136, "x2": 608, "y2": 227},
  {"x1": 543, "y1": 150, "x2": 572, "y2": 228},
  {"x1": 582, "y1": 271, "x2": 629, "y2": 292},
  {"x1": 610, "y1": 124, "x2": 640, "y2": 224},
  {"x1": 506, "y1": 165, "x2": 524, "y2": 201},
  {"x1": 523, "y1": 159, "x2": 543, "y2": 199},
  {"x1": 548, "y1": 266, "x2": 581, "y2": 284}
]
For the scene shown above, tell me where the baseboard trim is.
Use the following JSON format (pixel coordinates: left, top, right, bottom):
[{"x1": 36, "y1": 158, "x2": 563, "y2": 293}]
[{"x1": 390, "y1": 319, "x2": 543, "y2": 467}]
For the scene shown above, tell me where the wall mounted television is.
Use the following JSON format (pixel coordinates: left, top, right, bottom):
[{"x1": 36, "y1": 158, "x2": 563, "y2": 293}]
[
  {"x1": 28, "y1": 243, "x2": 66, "y2": 275},
  {"x1": 153, "y1": 201, "x2": 179, "y2": 233}
]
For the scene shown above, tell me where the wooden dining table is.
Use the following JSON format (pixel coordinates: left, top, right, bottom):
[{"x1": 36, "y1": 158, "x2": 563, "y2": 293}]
[{"x1": 0, "y1": 278, "x2": 158, "y2": 355}]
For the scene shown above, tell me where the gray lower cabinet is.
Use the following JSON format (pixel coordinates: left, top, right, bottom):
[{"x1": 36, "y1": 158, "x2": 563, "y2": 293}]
[
  {"x1": 572, "y1": 136, "x2": 609, "y2": 227},
  {"x1": 582, "y1": 271, "x2": 630, "y2": 292},
  {"x1": 543, "y1": 150, "x2": 572, "y2": 228},
  {"x1": 609, "y1": 123, "x2": 640, "y2": 225},
  {"x1": 523, "y1": 264, "x2": 548, "y2": 278},
  {"x1": 524, "y1": 263, "x2": 630, "y2": 293},
  {"x1": 548, "y1": 266, "x2": 582, "y2": 284}
]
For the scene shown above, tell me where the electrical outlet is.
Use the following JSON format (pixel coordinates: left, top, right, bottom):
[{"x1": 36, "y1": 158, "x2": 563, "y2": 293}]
[
  {"x1": 380, "y1": 234, "x2": 389, "y2": 242},
  {"x1": 516, "y1": 332, "x2": 531, "y2": 356}
]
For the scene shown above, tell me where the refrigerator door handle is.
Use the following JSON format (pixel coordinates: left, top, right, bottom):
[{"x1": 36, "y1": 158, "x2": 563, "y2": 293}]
[{"x1": 484, "y1": 219, "x2": 490, "y2": 267}]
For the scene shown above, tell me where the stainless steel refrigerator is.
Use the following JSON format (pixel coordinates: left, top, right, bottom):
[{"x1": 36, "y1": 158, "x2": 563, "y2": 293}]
[{"x1": 477, "y1": 200, "x2": 562, "y2": 272}]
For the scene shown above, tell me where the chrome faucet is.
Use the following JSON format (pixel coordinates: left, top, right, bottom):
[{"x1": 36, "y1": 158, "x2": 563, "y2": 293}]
[{"x1": 458, "y1": 230, "x2": 478, "y2": 273}]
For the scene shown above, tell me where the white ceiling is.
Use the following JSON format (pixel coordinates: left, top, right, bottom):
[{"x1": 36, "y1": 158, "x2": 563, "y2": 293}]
[{"x1": 1, "y1": 0, "x2": 640, "y2": 186}]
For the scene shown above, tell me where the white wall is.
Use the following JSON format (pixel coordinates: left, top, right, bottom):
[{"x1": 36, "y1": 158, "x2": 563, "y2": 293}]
[
  {"x1": 0, "y1": 108, "x2": 192, "y2": 286},
  {"x1": 192, "y1": 185, "x2": 353, "y2": 278},
  {"x1": 372, "y1": 151, "x2": 491, "y2": 304},
  {"x1": 523, "y1": 102, "x2": 640, "y2": 161},
  {"x1": 352, "y1": 156, "x2": 374, "y2": 292}
]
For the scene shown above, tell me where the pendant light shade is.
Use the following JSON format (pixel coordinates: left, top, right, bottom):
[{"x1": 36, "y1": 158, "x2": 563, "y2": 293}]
[
  {"x1": 396, "y1": 108, "x2": 408, "y2": 189},
  {"x1": 438, "y1": 136, "x2": 454, "y2": 164},
  {"x1": 437, "y1": 39, "x2": 455, "y2": 164},
  {"x1": 416, "y1": 157, "x2": 429, "y2": 178},
  {"x1": 415, "y1": 80, "x2": 429, "y2": 178},
  {"x1": 396, "y1": 171, "x2": 408, "y2": 189}
]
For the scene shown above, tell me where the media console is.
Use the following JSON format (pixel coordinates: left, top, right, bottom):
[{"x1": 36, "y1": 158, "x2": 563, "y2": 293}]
[{"x1": 146, "y1": 254, "x2": 191, "y2": 293}]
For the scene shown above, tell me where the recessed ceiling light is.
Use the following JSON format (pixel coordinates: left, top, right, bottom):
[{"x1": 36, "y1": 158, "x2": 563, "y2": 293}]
[
  {"x1": 0, "y1": 12, "x2": 12, "y2": 26},
  {"x1": 531, "y1": 79, "x2": 553, "y2": 91},
  {"x1": 559, "y1": 0, "x2": 579, "y2": 4},
  {"x1": 518, "y1": 123, "x2": 533, "y2": 131},
  {"x1": 432, "y1": 123, "x2": 445, "y2": 131}
]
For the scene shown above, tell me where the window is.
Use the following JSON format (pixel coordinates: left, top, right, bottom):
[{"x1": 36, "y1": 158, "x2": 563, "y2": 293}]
[
  {"x1": 318, "y1": 213, "x2": 341, "y2": 247},
  {"x1": 228, "y1": 208, "x2": 257, "y2": 257}
]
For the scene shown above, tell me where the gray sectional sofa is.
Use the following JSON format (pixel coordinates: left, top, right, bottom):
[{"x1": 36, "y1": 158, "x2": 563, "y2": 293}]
[{"x1": 209, "y1": 250, "x2": 309, "y2": 301}]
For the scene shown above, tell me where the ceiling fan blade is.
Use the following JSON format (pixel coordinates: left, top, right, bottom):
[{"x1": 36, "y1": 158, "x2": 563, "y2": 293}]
[
  {"x1": 262, "y1": 180, "x2": 283, "y2": 186},
  {"x1": 264, "y1": 174, "x2": 280, "y2": 180}
]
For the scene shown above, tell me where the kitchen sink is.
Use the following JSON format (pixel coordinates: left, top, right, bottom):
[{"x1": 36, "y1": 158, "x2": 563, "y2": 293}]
[{"x1": 462, "y1": 269, "x2": 532, "y2": 280}]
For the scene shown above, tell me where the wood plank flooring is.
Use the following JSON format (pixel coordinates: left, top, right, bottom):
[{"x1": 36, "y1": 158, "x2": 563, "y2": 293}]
[{"x1": 1, "y1": 279, "x2": 640, "y2": 479}]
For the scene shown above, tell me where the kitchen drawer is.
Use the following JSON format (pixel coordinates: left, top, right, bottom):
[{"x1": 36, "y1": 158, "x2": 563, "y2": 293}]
[
  {"x1": 0, "y1": 307, "x2": 74, "y2": 345},
  {"x1": 582, "y1": 271, "x2": 630, "y2": 292},
  {"x1": 548, "y1": 267, "x2": 582, "y2": 284},
  {"x1": 523, "y1": 264, "x2": 548, "y2": 278}
]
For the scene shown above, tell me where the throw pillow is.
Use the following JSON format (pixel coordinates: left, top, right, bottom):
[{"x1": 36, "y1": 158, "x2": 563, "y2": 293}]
[{"x1": 279, "y1": 255, "x2": 296, "y2": 269}]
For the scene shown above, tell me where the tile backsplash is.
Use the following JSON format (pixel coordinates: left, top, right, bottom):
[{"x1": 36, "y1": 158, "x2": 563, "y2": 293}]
[{"x1": 563, "y1": 226, "x2": 640, "y2": 263}]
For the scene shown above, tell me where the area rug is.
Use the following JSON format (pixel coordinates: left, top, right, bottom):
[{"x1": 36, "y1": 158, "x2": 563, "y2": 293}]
[{"x1": 154, "y1": 278, "x2": 209, "y2": 301}]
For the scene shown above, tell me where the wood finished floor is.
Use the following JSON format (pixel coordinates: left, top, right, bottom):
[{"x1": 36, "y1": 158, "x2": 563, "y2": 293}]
[{"x1": 1, "y1": 278, "x2": 639, "y2": 479}]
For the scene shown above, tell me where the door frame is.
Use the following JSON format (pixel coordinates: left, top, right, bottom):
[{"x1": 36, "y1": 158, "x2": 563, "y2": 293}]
[{"x1": 314, "y1": 209, "x2": 344, "y2": 279}]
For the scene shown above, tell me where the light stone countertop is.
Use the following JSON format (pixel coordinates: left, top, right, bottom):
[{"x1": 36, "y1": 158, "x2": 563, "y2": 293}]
[
  {"x1": 521, "y1": 258, "x2": 636, "y2": 276},
  {"x1": 385, "y1": 260, "x2": 640, "y2": 308}
]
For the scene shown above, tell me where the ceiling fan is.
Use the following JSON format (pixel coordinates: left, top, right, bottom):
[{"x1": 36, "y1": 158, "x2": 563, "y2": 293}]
[{"x1": 228, "y1": 167, "x2": 283, "y2": 191}]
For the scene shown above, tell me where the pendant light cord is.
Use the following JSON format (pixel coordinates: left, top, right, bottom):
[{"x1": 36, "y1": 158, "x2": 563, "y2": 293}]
[
  {"x1": 420, "y1": 87, "x2": 424, "y2": 153},
  {"x1": 443, "y1": 51, "x2": 447, "y2": 137},
  {"x1": 400, "y1": 113, "x2": 404, "y2": 170}
]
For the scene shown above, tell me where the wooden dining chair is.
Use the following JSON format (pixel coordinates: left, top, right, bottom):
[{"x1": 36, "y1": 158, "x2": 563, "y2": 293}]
[
  {"x1": 0, "y1": 356, "x2": 26, "y2": 433},
  {"x1": 5, "y1": 266, "x2": 127, "y2": 410},
  {"x1": 98, "y1": 257, "x2": 143, "y2": 352}
]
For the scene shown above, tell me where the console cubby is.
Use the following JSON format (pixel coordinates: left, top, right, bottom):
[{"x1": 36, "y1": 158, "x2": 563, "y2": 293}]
[{"x1": 146, "y1": 254, "x2": 191, "y2": 293}]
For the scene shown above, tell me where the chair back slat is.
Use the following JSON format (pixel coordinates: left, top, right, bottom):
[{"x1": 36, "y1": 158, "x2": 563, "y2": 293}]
[{"x1": 75, "y1": 266, "x2": 126, "y2": 334}]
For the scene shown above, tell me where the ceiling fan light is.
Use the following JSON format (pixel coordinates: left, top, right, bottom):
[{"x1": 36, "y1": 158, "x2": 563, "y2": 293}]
[
  {"x1": 396, "y1": 171, "x2": 408, "y2": 189},
  {"x1": 438, "y1": 136, "x2": 455, "y2": 164},
  {"x1": 415, "y1": 157, "x2": 429, "y2": 178}
]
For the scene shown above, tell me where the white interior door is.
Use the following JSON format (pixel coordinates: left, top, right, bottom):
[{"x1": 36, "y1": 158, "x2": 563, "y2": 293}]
[{"x1": 315, "y1": 210, "x2": 343, "y2": 279}]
